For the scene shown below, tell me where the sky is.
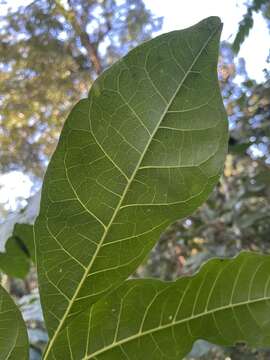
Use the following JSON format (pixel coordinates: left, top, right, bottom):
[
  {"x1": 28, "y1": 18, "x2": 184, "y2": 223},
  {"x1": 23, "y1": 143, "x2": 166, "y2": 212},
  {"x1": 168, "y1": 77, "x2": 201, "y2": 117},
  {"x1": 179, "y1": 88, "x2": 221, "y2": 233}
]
[
  {"x1": 2, "y1": 0, "x2": 270, "y2": 80},
  {"x1": 144, "y1": 0, "x2": 270, "y2": 81},
  {"x1": 0, "y1": 0, "x2": 270, "y2": 213}
]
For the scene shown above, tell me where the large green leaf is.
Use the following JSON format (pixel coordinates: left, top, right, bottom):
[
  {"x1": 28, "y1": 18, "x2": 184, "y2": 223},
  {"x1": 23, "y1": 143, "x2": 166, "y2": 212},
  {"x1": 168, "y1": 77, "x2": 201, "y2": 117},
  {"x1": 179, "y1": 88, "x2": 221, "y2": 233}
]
[
  {"x1": 48, "y1": 252, "x2": 270, "y2": 359},
  {"x1": 35, "y1": 16, "x2": 228, "y2": 351},
  {"x1": 0, "y1": 285, "x2": 28, "y2": 359}
]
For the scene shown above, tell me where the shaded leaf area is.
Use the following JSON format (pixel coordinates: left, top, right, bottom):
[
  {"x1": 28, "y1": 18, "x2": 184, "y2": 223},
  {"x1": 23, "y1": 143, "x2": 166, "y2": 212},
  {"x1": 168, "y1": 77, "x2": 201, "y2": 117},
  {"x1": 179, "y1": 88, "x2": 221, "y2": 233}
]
[
  {"x1": 0, "y1": 284, "x2": 29, "y2": 359},
  {"x1": 50, "y1": 252, "x2": 270, "y2": 360},
  {"x1": 34, "y1": 17, "x2": 228, "y2": 352}
]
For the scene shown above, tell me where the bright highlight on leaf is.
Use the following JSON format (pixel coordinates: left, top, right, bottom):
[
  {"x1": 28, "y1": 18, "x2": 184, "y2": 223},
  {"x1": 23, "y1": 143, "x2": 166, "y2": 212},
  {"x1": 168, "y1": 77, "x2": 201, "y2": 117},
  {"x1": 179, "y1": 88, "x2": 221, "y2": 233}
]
[
  {"x1": 0, "y1": 285, "x2": 28, "y2": 360},
  {"x1": 47, "y1": 252, "x2": 270, "y2": 360}
]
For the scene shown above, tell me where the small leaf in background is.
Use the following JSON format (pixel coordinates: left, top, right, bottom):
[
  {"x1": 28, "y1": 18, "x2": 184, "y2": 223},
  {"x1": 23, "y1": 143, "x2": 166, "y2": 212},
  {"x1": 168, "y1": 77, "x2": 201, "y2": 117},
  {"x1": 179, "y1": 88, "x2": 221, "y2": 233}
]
[
  {"x1": 0, "y1": 224, "x2": 35, "y2": 279},
  {"x1": 0, "y1": 191, "x2": 40, "y2": 278},
  {"x1": 232, "y1": 0, "x2": 269, "y2": 53},
  {"x1": 0, "y1": 191, "x2": 40, "y2": 252}
]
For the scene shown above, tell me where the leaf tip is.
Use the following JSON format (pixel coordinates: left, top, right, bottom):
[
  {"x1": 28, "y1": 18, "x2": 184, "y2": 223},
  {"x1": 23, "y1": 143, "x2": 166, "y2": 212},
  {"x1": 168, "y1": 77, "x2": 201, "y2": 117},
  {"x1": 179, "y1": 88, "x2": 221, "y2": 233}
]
[{"x1": 205, "y1": 16, "x2": 222, "y2": 29}]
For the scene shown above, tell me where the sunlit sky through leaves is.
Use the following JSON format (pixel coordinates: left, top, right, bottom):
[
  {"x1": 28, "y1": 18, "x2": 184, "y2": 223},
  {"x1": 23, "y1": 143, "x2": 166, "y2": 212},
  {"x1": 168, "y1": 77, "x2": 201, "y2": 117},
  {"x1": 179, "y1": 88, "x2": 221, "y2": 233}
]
[{"x1": 0, "y1": 0, "x2": 269, "y2": 212}]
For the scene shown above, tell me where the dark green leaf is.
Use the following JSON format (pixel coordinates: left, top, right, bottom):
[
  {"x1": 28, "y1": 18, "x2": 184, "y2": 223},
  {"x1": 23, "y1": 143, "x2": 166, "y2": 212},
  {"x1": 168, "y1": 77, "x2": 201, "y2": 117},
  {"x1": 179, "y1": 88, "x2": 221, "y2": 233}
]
[
  {"x1": 0, "y1": 224, "x2": 34, "y2": 279},
  {"x1": 35, "y1": 16, "x2": 228, "y2": 354},
  {"x1": 0, "y1": 285, "x2": 29, "y2": 359},
  {"x1": 229, "y1": 142, "x2": 251, "y2": 155},
  {"x1": 51, "y1": 252, "x2": 270, "y2": 360}
]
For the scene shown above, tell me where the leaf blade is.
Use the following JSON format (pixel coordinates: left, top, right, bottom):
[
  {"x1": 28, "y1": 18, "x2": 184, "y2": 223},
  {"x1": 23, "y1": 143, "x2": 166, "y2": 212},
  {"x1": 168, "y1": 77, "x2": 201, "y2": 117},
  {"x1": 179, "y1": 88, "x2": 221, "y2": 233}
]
[
  {"x1": 51, "y1": 252, "x2": 270, "y2": 359},
  {"x1": 35, "y1": 16, "x2": 228, "y2": 353}
]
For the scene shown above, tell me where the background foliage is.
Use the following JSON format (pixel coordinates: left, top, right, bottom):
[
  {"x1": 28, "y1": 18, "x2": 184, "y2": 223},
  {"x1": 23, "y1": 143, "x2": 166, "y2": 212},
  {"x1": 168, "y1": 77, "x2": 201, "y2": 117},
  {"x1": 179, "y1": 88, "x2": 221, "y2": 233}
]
[
  {"x1": 0, "y1": 0, "x2": 161, "y2": 177},
  {"x1": 0, "y1": 0, "x2": 270, "y2": 359}
]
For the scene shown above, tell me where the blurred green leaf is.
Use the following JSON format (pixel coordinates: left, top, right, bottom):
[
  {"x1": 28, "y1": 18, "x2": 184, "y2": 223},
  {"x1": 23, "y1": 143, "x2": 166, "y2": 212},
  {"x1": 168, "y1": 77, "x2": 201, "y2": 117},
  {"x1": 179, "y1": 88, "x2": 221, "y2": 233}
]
[
  {"x1": 0, "y1": 284, "x2": 29, "y2": 359},
  {"x1": 0, "y1": 224, "x2": 34, "y2": 279}
]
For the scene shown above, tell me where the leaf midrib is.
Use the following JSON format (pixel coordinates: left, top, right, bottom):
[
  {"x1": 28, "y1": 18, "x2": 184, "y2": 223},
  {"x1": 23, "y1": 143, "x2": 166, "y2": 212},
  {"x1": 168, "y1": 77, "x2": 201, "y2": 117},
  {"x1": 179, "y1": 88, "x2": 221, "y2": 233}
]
[
  {"x1": 44, "y1": 24, "x2": 221, "y2": 358},
  {"x1": 85, "y1": 295, "x2": 270, "y2": 359}
]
